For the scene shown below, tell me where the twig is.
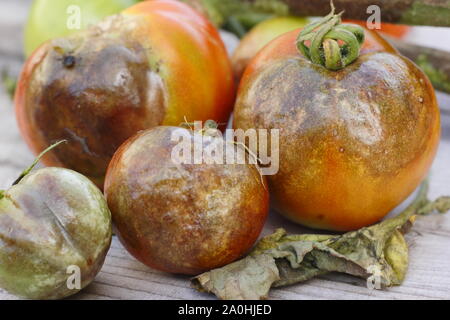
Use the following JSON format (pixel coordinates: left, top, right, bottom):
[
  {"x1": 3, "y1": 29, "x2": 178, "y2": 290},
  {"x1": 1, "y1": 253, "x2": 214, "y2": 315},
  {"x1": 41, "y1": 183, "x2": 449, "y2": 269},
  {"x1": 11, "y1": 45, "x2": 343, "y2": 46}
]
[{"x1": 181, "y1": 0, "x2": 450, "y2": 27}]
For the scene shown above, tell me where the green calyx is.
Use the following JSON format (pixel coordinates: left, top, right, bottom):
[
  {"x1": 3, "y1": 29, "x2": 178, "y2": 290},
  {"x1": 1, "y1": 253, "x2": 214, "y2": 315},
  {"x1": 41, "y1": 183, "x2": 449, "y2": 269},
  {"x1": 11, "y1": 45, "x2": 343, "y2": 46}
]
[{"x1": 296, "y1": 4, "x2": 365, "y2": 71}]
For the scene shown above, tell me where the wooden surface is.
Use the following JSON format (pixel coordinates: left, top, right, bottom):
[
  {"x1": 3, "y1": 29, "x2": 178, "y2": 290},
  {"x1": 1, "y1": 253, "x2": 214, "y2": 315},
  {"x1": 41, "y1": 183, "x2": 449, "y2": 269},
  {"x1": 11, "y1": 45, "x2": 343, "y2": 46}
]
[{"x1": 0, "y1": 0, "x2": 450, "y2": 300}]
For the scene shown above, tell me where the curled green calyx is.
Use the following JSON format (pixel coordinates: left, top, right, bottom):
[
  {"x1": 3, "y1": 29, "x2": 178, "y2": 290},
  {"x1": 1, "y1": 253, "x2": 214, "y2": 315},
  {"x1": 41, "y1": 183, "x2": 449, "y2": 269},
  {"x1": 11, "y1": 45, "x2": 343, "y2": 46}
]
[{"x1": 296, "y1": 4, "x2": 365, "y2": 71}]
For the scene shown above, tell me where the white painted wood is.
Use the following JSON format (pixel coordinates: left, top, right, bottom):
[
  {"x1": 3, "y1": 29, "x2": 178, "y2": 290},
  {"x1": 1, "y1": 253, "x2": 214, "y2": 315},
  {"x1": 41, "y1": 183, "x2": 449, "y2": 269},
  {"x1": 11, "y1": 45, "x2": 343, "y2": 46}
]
[{"x1": 0, "y1": 0, "x2": 449, "y2": 300}]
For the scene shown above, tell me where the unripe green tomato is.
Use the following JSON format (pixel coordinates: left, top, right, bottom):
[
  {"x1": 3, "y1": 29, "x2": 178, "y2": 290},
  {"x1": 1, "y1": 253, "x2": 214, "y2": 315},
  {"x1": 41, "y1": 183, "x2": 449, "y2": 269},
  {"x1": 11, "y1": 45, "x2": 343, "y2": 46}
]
[
  {"x1": 0, "y1": 167, "x2": 112, "y2": 299},
  {"x1": 24, "y1": 0, "x2": 139, "y2": 57}
]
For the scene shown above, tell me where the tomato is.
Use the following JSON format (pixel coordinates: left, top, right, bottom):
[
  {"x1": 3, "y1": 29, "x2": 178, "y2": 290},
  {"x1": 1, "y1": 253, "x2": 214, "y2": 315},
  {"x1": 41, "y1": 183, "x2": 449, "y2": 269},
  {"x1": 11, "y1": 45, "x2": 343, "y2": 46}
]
[
  {"x1": 15, "y1": 0, "x2": 235, "y2": 188},
  {"x1": 234, "y1": 19, "x2": 440, "y2": 231},
  {"x1": 24, "y1": 0, "x2": 139, "y2": 57},
  {"x1": 104, "y1": 126, "x2": 268, "y2": 274},
  {"x1": 0, "y1": 167, "x2": 111, "y2": 299}
]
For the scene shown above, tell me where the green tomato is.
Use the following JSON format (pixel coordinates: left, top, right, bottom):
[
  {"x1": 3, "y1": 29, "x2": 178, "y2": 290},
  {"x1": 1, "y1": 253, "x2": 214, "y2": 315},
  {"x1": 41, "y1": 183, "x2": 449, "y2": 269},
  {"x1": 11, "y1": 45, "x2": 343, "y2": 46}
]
[
  {"x1": 24, "y1": 0, "x2": 139, "y2": 57},
  {"x1": 0, "y1": 167, "x2": 112, "y2": 299}
]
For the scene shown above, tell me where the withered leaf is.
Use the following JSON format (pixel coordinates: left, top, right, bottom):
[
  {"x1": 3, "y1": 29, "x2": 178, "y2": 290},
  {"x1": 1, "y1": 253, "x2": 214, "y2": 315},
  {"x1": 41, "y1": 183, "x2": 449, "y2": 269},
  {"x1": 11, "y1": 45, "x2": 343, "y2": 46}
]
[{"x1": 192, "y1": 181, "x2": 450, "y2": 300}]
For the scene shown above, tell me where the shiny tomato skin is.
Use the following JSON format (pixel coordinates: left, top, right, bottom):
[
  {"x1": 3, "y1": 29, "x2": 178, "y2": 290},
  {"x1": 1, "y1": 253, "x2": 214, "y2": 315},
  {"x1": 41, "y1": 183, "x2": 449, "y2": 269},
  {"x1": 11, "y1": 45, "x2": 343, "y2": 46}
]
[
  {"x1": 234, "y1": 35, "x2": 440, "y2": 231},
  {"x1": 104, "y1": 126, "x2": 269, "y2": 275},
  {"x1": 15, "y1": 0, "x2": 235, "y2": 188},
  {"x1": 122, "y1": 1, "x2": 235, "y2": 125}
]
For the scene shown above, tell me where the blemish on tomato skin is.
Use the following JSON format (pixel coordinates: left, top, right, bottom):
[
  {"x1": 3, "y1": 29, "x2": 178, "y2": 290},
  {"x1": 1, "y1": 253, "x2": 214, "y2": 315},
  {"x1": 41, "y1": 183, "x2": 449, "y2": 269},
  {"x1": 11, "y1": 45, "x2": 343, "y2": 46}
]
[
  {"x1": 234, "y1": 51, "x2": 440, "y2": 231},
  {"x1": 62, "y1": 55, "x2": 76, "y2": 68},
  {"x1": 105, "y1": 126, "x2": 268, "y2": 275}
]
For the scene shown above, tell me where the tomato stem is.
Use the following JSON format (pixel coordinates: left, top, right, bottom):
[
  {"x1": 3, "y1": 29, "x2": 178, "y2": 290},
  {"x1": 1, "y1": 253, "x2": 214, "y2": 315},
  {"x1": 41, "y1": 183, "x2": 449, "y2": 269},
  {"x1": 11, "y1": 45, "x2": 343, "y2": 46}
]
[
  {"x1": 296, "y1": 2, "x2": 364, "y2": 71},
  {"x1": 12, "y1": 140, "x2": 67, "y2": 186}
]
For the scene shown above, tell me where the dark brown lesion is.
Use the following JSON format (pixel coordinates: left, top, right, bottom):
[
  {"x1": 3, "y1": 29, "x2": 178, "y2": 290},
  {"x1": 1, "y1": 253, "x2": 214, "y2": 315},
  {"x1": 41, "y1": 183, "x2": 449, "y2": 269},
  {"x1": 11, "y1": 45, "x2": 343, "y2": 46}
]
[
  {"x1": 25, "y1": 23, "x2": 166, "y2": 185},
  {"x1": 62, "y1": 55, "x2": 76, "y2": 69}
]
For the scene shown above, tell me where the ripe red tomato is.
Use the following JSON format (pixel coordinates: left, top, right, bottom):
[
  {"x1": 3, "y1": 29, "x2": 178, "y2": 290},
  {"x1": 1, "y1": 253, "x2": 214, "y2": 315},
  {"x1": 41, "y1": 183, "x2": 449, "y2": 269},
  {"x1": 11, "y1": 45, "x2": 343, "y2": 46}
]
[{"x1": 15, "y1": 0, "x2": 235, "y2": 188}]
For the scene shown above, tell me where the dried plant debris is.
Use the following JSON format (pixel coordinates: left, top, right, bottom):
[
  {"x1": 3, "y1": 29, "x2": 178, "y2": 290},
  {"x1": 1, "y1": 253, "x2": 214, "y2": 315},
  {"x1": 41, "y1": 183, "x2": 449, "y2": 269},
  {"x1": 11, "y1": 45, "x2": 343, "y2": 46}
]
[{"x1": 192, "y1": 181, "x2": 450, "y2": 300}]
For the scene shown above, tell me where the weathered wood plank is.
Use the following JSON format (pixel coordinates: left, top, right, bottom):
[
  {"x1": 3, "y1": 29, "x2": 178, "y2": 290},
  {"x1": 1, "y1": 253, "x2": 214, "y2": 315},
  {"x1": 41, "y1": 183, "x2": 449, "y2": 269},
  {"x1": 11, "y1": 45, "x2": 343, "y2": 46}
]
[
  {"x1": 0, "y1": 0, "x2": 450, "y2": 300},
  {"x1": 0, "y1": 0, "x2": 30, "y2": 59}
]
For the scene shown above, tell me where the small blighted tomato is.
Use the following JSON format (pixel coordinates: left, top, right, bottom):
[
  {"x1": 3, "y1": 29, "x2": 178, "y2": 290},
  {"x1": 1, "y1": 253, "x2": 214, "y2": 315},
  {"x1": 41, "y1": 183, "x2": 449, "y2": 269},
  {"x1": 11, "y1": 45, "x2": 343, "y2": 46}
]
[
  {"x1": 24, "y1": 0, "x2": 139, "y2": 57},
  {"x1": 104, "y1": 126, "x2": 269, "y2": 275},
  {"x1": 234, "y1": 10, "x2": 440, "y2": 231},
  {"x1": 0, "y1": 143, "x2": 112, "y2": 299},
  {"x1": 15, "y1": 0, "x2": 235, "y2": 188}
]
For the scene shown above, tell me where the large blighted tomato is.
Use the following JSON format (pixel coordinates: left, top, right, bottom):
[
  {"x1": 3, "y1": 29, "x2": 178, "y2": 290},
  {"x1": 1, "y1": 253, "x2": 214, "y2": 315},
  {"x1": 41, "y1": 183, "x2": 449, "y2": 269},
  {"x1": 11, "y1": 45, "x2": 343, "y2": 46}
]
[
  {"x1": 15, "y1": 0, "x2": 235, "y2": 188},
  {"x1": 234, "y1": 11, "x2": 440, "y2": 231}
]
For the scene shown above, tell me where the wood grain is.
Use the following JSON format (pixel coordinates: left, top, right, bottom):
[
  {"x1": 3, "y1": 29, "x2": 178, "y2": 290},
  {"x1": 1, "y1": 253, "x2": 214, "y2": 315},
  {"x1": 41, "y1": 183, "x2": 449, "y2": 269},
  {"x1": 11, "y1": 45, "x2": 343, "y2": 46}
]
[{"x1": 0, "y1": 0, "x2": 449, "y2": 300}]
